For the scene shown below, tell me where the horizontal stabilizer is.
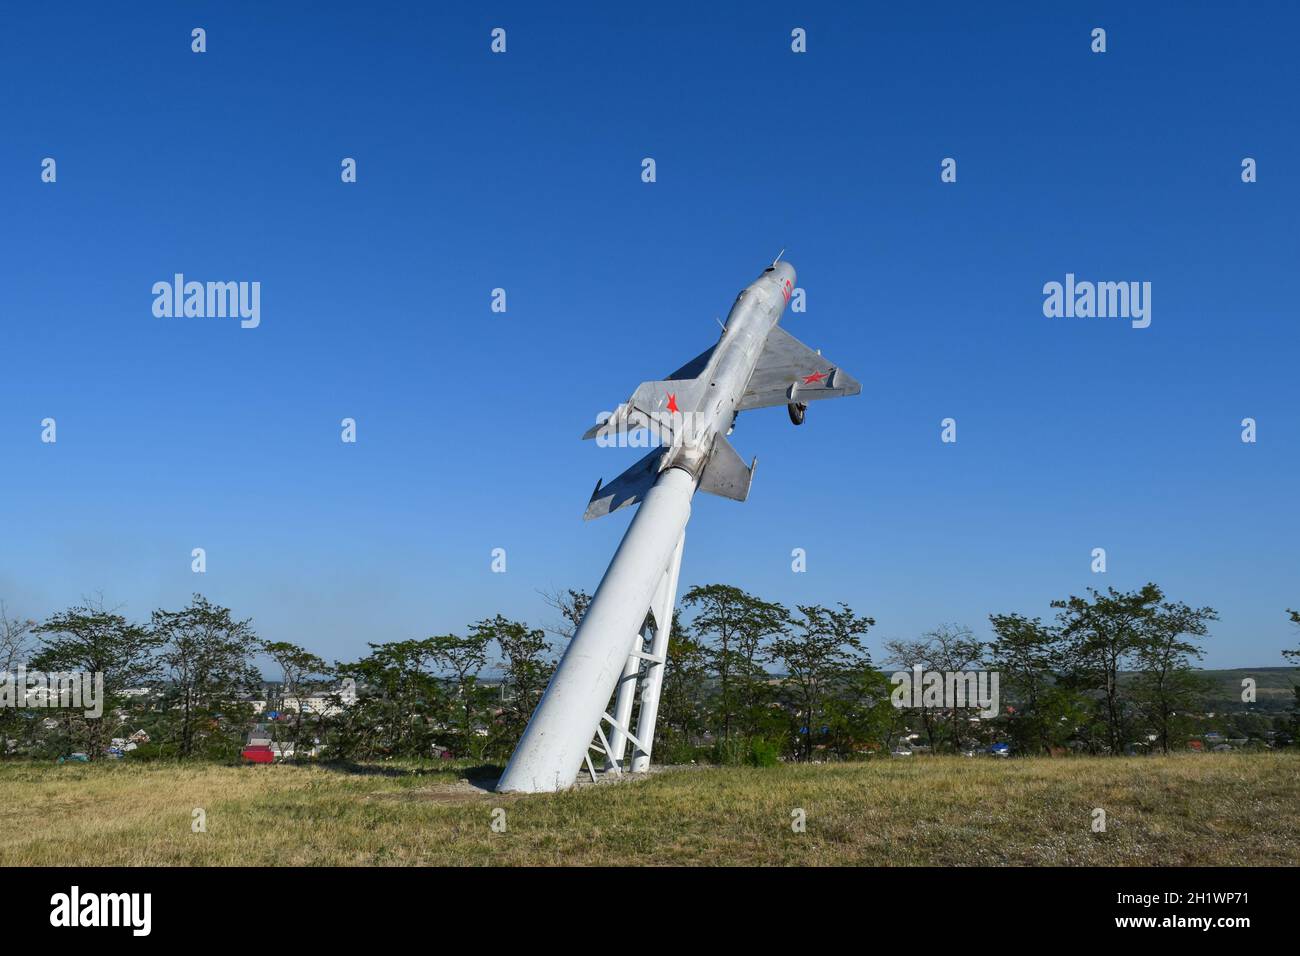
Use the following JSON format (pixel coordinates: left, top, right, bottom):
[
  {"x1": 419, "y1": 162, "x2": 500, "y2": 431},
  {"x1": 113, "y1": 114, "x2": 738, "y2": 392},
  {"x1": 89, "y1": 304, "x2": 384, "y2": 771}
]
[
  {"x1": 583, "y1": 373, "x2": 709, "y2": 444},
  {"x1": 583, "y1": 341, "x2": 718, "y2": 441},
  {"x1": 698, "y1": 434, "x2": 756, "y2": 502},
  {"x1": 584, "y1": 447, "x2": 666, "y2": 520}
]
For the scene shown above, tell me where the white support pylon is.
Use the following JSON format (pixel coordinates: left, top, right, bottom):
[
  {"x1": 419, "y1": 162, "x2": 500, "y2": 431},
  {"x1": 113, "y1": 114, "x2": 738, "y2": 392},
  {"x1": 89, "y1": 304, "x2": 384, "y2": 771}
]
[
  {"x1": 631, "y1": 531, "x2": 683, "y2": 772},
  {"x1": 496, "y1": 467, "x2": 696, "y2": 793}
]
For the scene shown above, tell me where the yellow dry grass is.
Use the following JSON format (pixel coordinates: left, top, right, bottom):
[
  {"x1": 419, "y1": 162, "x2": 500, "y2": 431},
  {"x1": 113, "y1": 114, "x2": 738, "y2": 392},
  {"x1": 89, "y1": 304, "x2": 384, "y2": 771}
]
[{"x1": 0, "y1": 753, "x2": 1295, "y2": 866}]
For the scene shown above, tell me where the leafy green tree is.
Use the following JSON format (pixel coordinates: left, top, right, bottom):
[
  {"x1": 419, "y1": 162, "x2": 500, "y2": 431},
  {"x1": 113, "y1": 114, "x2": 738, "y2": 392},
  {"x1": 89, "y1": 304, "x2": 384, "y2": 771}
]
[
  {"x1": 925, "y1": 624, "x2": 985, "y2": 751},
  {"x1": 1130, "y1": 598, "x2": 1217, "y2": 753},
  {"x1": 1284, "y1": 609, "x2": 1300, "y2": 740},
  {"x1": 152, "y1": 595, "x2": 261, "y2": 759},
  {"x1": 428, "y1": 633, "x2": 490, "y2": 759},
  {"x1": 682, "y1": 585, "x2": 746, "y2": 741},
  {"x1": 472, "y1": 616, "x2": 552, "y2": 752},
  {"x1": 0, "y1": 602, "x2": 36, "y2": 757},
  {"x1": 770, "y1": 603, "x2": 875, "y2": 760},
  {"x1": 822, "y1": 666, "x2": 895, "y2": 759},
  {"x1": 1054, "y1": 584, "x2": 1215, "y2": 755},
  {"x1": 1053, "y1": 585, "x2": 1159, "y2": 754},
  {"x1": 683, "y1": 584, "x2": 786, "y2": 742},
  {"x1": 732, "y1": 597, "x2": 789, "y2": 738},
  {"x1": 986, "y1": 613, "x2": 1081, "y2": 755},
  {"x1": 882, "y1": 637, "x2": 938, "y2": 751},
  {"x1": 658, "y1": 609, "x2": 708, "y2": 754},
  {"x1": 32, "y1": 599, "x2": 160, "y2": 760},
  {"x1": 1285, "y1": 608, "x2": 1300, "y2": 661},
  {"x1": 884, "y1": 624, "x2": 984, "y2": 753},
  {"x1": 262, "y1": 640, "x2": 330, "y2": 760},
  {"x1": 333, "y1": 639, "x2": 445, "y2": 759}
]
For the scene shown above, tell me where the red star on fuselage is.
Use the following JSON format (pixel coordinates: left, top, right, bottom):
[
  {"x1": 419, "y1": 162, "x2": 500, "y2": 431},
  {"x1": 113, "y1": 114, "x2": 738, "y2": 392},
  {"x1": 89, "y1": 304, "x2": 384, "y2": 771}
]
[
  {"x1": 802, "y1": 370, "x2": 827, "y2": 385},
  {"x1": 666, "y1": 393, "x2": 679, "y2": 413}
]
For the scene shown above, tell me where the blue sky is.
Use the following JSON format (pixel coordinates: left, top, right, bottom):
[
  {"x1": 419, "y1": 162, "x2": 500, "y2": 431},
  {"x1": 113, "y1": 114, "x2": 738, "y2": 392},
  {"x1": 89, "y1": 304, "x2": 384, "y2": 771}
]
[{"x1": 1, "y1": 2, "x2": 1296, "y2": 669}]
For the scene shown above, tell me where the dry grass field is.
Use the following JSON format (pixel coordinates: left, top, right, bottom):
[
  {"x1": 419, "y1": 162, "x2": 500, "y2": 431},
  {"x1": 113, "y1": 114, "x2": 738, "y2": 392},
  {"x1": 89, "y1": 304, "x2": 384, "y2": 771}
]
[{"x1": 1, "y1": 753, "x2": 1296, "y2": 866}]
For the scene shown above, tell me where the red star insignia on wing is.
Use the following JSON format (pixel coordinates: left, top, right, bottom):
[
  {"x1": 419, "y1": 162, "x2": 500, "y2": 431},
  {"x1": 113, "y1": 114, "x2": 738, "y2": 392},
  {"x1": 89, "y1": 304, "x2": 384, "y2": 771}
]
[
  {"x1": 666, "y1": 393, "x2": 679, "y2": 413},
  {"x1": 801, "y1": 370, "x2": 827, "y2": 385}
]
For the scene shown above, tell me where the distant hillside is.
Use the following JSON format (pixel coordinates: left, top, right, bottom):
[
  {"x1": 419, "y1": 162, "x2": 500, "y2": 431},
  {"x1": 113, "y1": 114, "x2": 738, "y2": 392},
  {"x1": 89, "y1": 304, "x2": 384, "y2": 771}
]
[
  {"x1": 1188, "y1": 667, "x2": 1296, "y2": 713},
  {"x1": 873, "y1": 666, "x2": 1297, "y2": 714},
  {"x1": 1108, "y1": 667, "x2": 1294, "y2": 713}
]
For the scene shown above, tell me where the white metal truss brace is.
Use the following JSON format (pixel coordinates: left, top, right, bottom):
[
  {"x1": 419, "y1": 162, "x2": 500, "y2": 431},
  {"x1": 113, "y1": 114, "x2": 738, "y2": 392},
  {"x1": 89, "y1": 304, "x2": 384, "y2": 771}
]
[
  {"x1": 603, "y1": 629, "x2": 643, "y2": 769},
  {"x1": 600, "y1": 531, "x2": 685, "y2": 774},
  {"x1": 631, "y1": 532, "x2": 684, "y2": 772}
]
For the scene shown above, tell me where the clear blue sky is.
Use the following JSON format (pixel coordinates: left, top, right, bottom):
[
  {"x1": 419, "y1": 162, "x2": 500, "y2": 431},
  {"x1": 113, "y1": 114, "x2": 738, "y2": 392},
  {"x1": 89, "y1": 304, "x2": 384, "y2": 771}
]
[{"x1": 2, "y1": 2, "x2": 1296, "y2": 669}]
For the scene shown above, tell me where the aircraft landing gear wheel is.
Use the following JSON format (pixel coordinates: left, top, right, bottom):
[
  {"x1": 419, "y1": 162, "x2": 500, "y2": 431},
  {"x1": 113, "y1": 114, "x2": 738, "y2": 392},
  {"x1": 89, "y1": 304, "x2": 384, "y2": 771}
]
[{"x1": 787, "y1": 402, "x2": 807, "y2": 426}]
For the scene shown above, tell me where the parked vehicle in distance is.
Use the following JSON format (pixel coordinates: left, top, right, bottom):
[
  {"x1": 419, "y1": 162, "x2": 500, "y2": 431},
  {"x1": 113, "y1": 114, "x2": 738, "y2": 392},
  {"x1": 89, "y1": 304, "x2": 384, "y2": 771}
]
[{"x1": 242, "y1": 744, "x2": 274, "y2": 764}]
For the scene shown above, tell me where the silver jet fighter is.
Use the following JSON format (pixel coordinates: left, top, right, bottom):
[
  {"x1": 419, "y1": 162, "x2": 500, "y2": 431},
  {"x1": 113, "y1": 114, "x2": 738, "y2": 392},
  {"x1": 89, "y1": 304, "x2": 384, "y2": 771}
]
[
  {"x1": 496, "y1": 259, "x2": 861, "y2": 793},
  {"x1": 582, "y1": 258, "x2": 862, "y2": 518}
]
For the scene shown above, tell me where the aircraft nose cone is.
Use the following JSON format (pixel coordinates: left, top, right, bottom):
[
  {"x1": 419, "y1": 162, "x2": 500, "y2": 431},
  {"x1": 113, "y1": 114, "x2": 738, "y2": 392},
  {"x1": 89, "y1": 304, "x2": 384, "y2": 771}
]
[
  {"x1": 764, "y1": 261, "x2": 795, "y2": 291},
  {"x1": 763, "y1": 260, "x2": 796, "y2": 287}
]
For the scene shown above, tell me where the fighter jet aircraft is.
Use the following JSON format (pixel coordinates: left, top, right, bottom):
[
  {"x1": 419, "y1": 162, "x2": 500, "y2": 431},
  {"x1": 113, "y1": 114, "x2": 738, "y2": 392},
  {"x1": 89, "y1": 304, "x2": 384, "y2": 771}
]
[
  {"x1": 582, "y1": 257, "x2": 862, "y2": 519},
  {"x1": 496, "y1": 258, "x2": 862, "y2": 793}
]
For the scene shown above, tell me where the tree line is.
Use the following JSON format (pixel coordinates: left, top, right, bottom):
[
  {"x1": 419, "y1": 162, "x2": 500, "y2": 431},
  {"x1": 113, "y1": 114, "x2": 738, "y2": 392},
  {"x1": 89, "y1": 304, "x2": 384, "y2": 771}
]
[
  {"x1": 0, "y1": 595, "x2": 555, "y2": 763},
  {"x1": 0, "y1": 585, "x2": 1296, "y2": 764}
]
